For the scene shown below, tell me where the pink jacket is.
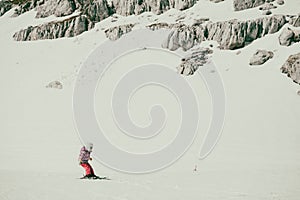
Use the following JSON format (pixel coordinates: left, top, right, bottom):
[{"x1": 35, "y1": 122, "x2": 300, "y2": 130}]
[{"x1": 78, "y1": 146, "x2": 91, "y2": 163}]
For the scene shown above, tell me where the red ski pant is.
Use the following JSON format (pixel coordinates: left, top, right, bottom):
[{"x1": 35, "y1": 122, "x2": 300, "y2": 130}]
[{"x1": 80, "y1": 163, "x2": 95, "y2": 175}]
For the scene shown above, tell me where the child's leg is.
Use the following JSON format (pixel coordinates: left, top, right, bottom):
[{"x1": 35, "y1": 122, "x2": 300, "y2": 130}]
[{"x1": 80, "y1": 163, "x2": 95, "y2": 175}]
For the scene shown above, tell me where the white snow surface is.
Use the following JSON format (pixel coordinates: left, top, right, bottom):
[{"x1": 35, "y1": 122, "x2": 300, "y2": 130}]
[{"x1": 0, "y1": 0, "x2": 300, "y2": 199}]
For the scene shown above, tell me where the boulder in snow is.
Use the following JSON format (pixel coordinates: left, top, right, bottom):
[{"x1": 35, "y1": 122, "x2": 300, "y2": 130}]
[
  {"x1": 262, "y1": 10, "x2": 272, "y2": 15},
  {"x1": 177, "y1": 47, "x2": 213, "y2": 76},
  {"x1": 276, "y1": 0, "x2": 284, "y2": 5},
  {"x1": 46, "y1": 81, "x2": 63, "y2": 89},
  {"x1": 233, "y1": 0, "x2": 274, "y2": 11},
  {"x1": 104, "y1": 24, "x2": 135, "y2": 41},
  {"x1": 281, "y1": 52, "x2": 300, "y2": 85},
  {"x1": 249, "y1": 50, "x2": 274, "y2": 65},
  {"x1": 278, "y1": 27, "x2": 300, "y2": 46},
  {"x1": 259, "y1": 3, "x2": 277, "y2": 11}
]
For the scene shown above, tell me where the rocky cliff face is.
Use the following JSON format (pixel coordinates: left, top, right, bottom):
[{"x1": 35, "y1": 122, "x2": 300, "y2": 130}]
[
  {"x1": 281, "y1": 52, "x2": 300, "y2": 85},
  {"x1": 233, "y1": 0, "x2": 274, "y2": 11},
  {"x1": 278, "y1": 27, "x2": 300, "y2": 46},
  {"x1": 111, "y1": 0, "x2": 196, "y2": 15},
  {"x1": 105, "y1": 24, "x2": 135, "y2": 41},
  {"x1": 13, "y1": 15, "x2": 94, "y2": 41},
  {"x1": 12, "y1": 0, "x2": 197, "y2": 41},
  {"x1": 35, "y1": 0, "x2": 77, "y2": 18},
  {"x1": 162, "y1": 15, "x2": 287, "y2": 51},
  {"x1": 289, "y1": 14, "x2": 300, "y2": 27},
  {"x1": 0, "y1": 0, "x2": 13, "y2": 17},
  {"x1": 162, "y1": 23, "x2": 206, "y2": 51},
  {"x1": 177, "y1": 47, "x2": 213, "y2": 75},
  {"x1": 12, "y1": 0, "x2": 42, "y2": 17}
]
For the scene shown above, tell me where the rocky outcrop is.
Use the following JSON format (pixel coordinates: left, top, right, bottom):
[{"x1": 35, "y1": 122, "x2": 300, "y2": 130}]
[
  {"x1": 35, "y1": 0, "x2": 112, "y2": 21},
  {"x1": 104, "y1": 24, "x2": 135, "y2": 41},
  {"x1": 162, "y1": 24, "x2": 206, "y2": 51},
  {"x1": 177, "y1": 47, "x2": 213, "y2": 75},
  {"x1": 13, "y1": 15, "x2": 94, "y2": 41},
  {"x1": 163, "y1": 15, "x2": 287, "y2": 51},
  {"x1": 0, "y1": 0, "x2": 13, "y2": 17},
  {"x1": 249, "y1": 49, "x2": 274, "y2": 65},
  {"x1": 111, "y1": 0, "x2": 197, "y2": 15},
  {"x1": 146, "y1": 22, "x2": 174, "y2": 31},
  {"x1": 276, "y1": 0, "x2": 284, "y2": 5},
  {"x1": 281, "y1": 52, "x2": 300, "y2": 85},
  {"x1": 13, "y1": 0, "x2": 196, "y2": 41},
  {"x1": 35, "y1": 0, "x2": 77, "y2": 18},
  {"x1": 262, "y1": 10, "x2": 272, "y2": 15},
  {"x1": 233, "y1": 0, "x2": 274, "y2": 11},
  {"x1": 46, "y1": 81, "x2": 63, "y2": 89},
  {"x1": 258, "y1": 2, "x2": 276, "y2": 10},
  {"x1": 278, "y1": 27, "x2": 300, "y2": 46},
  {"x1": 289, "y1": 15, "x2": 300, "y2": 27},
  {"x1": 12, "y1": 0, "x2": 42, "y2": 17},
  {"x1": 81, "y1": 0, "x2": 112, "y2": 22}
]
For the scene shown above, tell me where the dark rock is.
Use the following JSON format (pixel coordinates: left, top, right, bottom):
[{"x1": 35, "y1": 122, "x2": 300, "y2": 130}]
[
  {"x1": 281, "y1": 52, "x2": 300, "y2": 85},
  {"x1": 234, "y1": 0, "x2": 274, "y2": 11},
  {"x1": 177, "y1": 47, "x2": 213, "y2": 75},
  {"x1": 12, "y1": 0, "x2": 41, "y2": 17},
  {"x1": 259, "y1": 3, "x2": 277, "y2": 10},
  {"x1": 262, "y1": 10, "x2": 272, "y2": 15},
  {"x1": 146, "y1": 22, "x2": 174, "y2": 31},
  {"x1": 111, "y1": 0, "x2": 196, "y2": 15},
  {"x1": 104, "y1": 24, "x2": 135, "y2": 41},
  {"x1": 163, "y1": 15, "x2": 287, "y2": 51},
  {"x1": 289, "y1": 14, "x2": 300, "y2": 27},
  {"x1": 13, "y1": 15, "x2": 94, "y2": 41},
  {"x1": 46, "y1": 81, "x2": 63, "y2": 89},
  {"x1": 0, "y1": 0, "x2": 13, "y2": 17},
  {"x1": 249, "y1": 49, "x2": 274, "y2": 65},
  {"x1": 276, "y1": 0, "x2": 284, "y2": 5},
  {"x1": 278, "y1": 27, "x2": 300, "y2": 46}
]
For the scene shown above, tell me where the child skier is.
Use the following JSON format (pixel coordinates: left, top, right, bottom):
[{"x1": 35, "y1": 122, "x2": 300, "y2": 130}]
[{"x1": 78, "y1": 142, "x2": 97, "y2": 179}]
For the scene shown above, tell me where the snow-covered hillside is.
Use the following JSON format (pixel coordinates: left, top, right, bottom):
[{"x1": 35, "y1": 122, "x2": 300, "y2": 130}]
[{"x1": 0, "y1": 0, "x2": 300, "y2": 199}]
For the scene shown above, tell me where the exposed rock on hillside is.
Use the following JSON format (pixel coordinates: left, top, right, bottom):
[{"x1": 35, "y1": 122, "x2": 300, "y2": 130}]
[
  {"x1": 276, "y1": 0, "x2": 284, "y2": 5},
  {"x1": 278, "y1": 27, "x2": 300, "y2": 46},
  {"x1": 46, "y1": 81, "x2": 63, "y2": 89},
  {"x1": 162, "y1": 24, "x2": 206, "y2": 51},
  {"x1": 177, "y1": 47, "x2": 213, "y2": 75},
  {"x1": 105, "y1": 24, "x2": 135, "y2": 41},
  {"x1": 13, "y1": 0, "x2": 197, "y2": 41},
  {"x1": 262, "y1": 10, "x2": 272, "y2": 15},
  {"x1": 35, "y1": 0, "x2": 77, "y2": 18},
  {"x1": 13, "y1": 15, "x2": 94, "y2": 41},
  {"x1": 13, "y1": 0, "x2": 41, "y2": 17},
  {"x1": 0, "y1": 0, "x2": 13, "y2": 17},
  {"x1": 111, "y1": 0, "x2": 197, "y2": 15},
  {"x1": 233, "y1": 0, "x2": 275, "y2": 11},
  {"x1": 281, "y1": 52, "x2": 300, "y2": 85},
  {"x1": 289, "y1": 15, "x2": 300, "y2": 27},
  {"x1": 258, "y1": 2, "x2": 276, "y2": 10},
  {"x1": 249, "y1": 49, "x2": 274, "y2": 65},
  {"x1": 163, "y1": 15, "x2": 287, "y2": 51},
  {"x1": 146, "y1": 22, "x2": 174, "y2": 31}
]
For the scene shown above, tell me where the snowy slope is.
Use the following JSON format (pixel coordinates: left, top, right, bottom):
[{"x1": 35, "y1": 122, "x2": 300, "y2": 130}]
[{"x1": 0, "y1": 0, "x2": 300, "y2": 199}]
